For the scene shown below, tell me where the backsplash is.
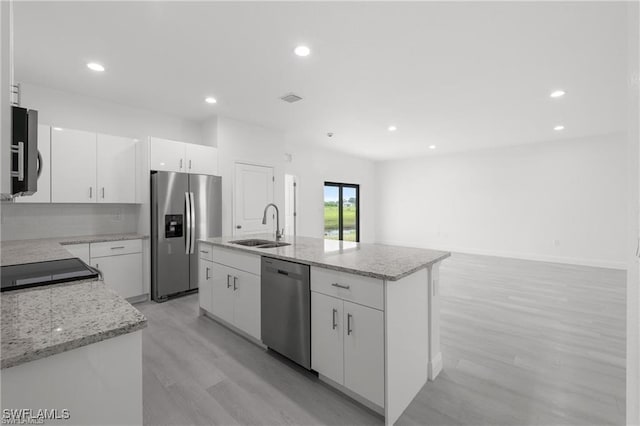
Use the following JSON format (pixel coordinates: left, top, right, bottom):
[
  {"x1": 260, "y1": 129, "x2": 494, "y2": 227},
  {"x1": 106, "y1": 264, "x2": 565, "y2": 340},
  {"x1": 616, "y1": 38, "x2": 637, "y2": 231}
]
[{"x1": 0, "y1": 203, "x2": 140, "y2": 241}]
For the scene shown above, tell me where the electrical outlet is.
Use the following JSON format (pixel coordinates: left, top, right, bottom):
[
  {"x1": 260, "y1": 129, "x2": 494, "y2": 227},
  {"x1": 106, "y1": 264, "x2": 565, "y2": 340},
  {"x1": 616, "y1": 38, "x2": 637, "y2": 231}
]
[
  {"x1": 553, "y1": 239, "x2": 560, "y2": 247},
  {"x1": 112, "y1": 209, "x2": 122, "y2": 222}
]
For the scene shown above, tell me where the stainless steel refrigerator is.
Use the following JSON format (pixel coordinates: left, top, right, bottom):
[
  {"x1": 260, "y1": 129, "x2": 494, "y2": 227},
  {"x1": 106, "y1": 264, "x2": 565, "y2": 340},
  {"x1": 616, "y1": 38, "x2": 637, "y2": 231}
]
[{"x1": 151, "y1": 171, "x2": 222, "y2": 301}]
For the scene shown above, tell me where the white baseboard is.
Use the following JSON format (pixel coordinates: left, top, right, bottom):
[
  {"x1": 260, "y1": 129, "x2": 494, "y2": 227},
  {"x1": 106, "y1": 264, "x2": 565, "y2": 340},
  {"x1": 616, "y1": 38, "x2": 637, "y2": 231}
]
[
  {"x1": 377, "y1": 240, "x2": 627, "y2": 270},
  {"x1": 428, "y1": 352, "x2": 443, "y2": 381}
]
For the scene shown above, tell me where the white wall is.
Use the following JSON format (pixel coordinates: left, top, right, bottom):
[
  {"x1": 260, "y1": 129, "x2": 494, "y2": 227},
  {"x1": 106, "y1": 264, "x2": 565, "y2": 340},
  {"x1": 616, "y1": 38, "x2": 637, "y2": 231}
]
[
  {"x1": 284, "y1": 143, "x2": 377, "y2": 243},
  {"x1": 1, "y1": 203, "x2": 138, "y2": 240},
  {"x1": 626, "y1": 1, "x2": 640, "y2": 423},
  {"x1": 375, "y1": 133, "x2": 628, "y2": 269}
]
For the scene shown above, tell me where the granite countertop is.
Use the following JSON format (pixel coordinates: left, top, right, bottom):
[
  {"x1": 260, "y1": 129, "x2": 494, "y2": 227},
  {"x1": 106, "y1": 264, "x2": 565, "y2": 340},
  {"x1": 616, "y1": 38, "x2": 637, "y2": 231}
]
[
  {"x1": 1, "y1": 232, "x2": 148, "y2": 369},
  {"x1": 1, "y1": 280, "x2": 147, "y2": 369},
  {"x1": 1, "y1": 233, "x2": 148, "y2": 266},
  {"x1": 201, "y1": 235, "x2": 450, "y2": 281}
]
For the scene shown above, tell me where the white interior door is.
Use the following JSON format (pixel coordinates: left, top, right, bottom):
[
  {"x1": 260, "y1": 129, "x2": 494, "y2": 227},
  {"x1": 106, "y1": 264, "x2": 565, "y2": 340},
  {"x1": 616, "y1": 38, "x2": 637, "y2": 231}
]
[
  {"x1": 97, "y1": 134, "x2": 136, "y2": 203},
  {"x1": 233, "y1": 162, "x2": 274, "y2": 236}
]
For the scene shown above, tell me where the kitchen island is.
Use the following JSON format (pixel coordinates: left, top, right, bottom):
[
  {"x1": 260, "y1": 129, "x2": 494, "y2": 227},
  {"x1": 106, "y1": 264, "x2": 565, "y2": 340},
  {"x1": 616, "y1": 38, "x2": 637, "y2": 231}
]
[
  {"x1": 198, "y1": 234, "x2": 450, "y2": 426},
  {"x1": 1, "y1": 235, "x2": 147, "y2": 425}
]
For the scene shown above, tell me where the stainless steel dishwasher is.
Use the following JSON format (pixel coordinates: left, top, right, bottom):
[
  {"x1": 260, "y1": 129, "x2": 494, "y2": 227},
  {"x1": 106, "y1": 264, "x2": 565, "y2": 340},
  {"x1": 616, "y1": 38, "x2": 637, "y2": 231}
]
[{"x1": 261, "y1": 257, "x2": 311, "y2": 369}]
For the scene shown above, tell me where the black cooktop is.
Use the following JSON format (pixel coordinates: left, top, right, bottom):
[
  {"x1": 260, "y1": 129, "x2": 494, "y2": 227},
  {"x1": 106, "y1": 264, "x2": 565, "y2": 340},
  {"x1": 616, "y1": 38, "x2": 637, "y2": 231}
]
[{"x1": 1, "y1": 258, "x2": 99, "y2": 292}]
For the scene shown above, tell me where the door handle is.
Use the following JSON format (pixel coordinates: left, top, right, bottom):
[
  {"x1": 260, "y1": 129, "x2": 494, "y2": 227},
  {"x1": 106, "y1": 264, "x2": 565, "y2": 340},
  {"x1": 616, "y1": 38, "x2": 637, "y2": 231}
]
[
  {"x1": 89, "y1": 186, "x2": 93, "y2": 199},
  {"x1": 189, "y1": 192, "x2": 196, "y2": 254},
  {"x1": 110, "y1": 246, "x2": 125, "y2": 250},
  {"x1": 200, "y1": 250, "x2": 209, "y2": 254},
  {"x1": 636, "y1": 236, "x2": 640, "y2": 258},
  {"x1": 189, "y1": 159, "x2": 192, "y2": 170},
  {"x1": 205, "y1": 267, "x2": 210, "y2": 280},
  {"x1": 227, "y1": 274, "x2": 232, "y2": 289},
  {"x1": 233, "y1": 276, "x2": 238, "y2": 291},
  {"x1": 332, "y1": 309, "x2": 337, "y2": 330},
  {"x1": 185, "y1": 192, "x2": 191, "y2": 255},
  {"x1": 101, "y1": 187, "x2": 105, "y2": 199},
  {"x1": 179, "y1": 158, "x2": 183, "y2": 170},
  {"x1": 347, "y1": 313, "x2": 353, "y2": 335}
]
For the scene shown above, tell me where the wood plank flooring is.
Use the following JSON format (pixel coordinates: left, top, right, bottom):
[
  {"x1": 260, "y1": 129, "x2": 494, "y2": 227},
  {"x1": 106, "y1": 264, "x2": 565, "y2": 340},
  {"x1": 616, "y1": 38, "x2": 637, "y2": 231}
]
[{"x1": 137, "y1": 253, "x2": 626, "y2": 426}]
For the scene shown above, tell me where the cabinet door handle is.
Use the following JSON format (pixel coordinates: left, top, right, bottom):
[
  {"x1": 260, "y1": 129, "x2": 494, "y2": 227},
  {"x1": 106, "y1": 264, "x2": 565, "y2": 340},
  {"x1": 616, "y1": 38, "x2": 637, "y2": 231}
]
[
  {"x1": 233, "y1": 276, "x2": 238, "y2": 291},
  {"x1": 89, "y1": 187, "x2": 93, "y2": 199},
  {"x1": 189, "y1": 159, "x2": 192, "y2": 170},
  {"x1": 205, "y1": 267, "x2": 210, "y2": 280},
  {"x1": 110, "y1": 246, "x2": 125, "y2": 250},
  {"x1": 180, "y1": 159, "x2": 183, "y2": 170},
  {"x1": 636, "y1": 236, "x2": 640, "y2": 258},
  {"x1": 227, "y1": 274, "x2": 232, "y2": 289},
  {"x1": 101, "y1": 187, "x2": 105, "y2": 199},
  {"x1": 331, "y1": 283, "x2": 350, "y2": 290},
  {"x1": 200, "y1": 250, "x2": 209, "y2": 254},
  {"x1": 347, "y1": 313, "x2": 353, "y2": 335},
  {"x1": 332, "y1": 309, "x2": 337, "y2": 330}
]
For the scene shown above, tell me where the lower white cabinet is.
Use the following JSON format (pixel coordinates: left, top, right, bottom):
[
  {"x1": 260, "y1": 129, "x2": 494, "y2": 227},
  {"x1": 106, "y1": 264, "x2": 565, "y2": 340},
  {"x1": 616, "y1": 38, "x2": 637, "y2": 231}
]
[
  {"x1": 311, "y1": 291, "x2": 385, "y2": 408},
  {"x1": 199, "y1": 259, "x2": 214, "y2": 313},
  {"x1": 207, "y1": 262, "x2": 261, "y2": 340},
  {"x1": 89, "y1": 239, "x2": 145, "y2": 300}
]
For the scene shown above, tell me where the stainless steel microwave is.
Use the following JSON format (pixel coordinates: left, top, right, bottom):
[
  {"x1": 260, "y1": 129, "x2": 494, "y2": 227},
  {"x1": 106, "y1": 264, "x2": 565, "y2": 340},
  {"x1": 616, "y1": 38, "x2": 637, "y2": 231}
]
[{"x1": 11, "y1": 105, "x2": 38, "y2": 196}]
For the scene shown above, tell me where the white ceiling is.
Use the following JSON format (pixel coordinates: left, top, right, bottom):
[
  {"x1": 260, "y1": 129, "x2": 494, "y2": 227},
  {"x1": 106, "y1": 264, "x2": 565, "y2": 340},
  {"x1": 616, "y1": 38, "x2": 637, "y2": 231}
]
[{"x1": 14, "y1": 1, "x2": 628, "y2": 160}]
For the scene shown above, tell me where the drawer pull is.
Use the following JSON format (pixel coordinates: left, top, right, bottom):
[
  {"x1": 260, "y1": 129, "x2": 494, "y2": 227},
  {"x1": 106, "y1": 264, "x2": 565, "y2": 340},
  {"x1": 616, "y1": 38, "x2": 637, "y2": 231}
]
[
  {"x1": 110, "y1": 246, "x2": 125, "y2": 250},
  {"x1": 332, "y1": 308, "x2": 337, "y2": 330},
  {"x1": 347, "y1": 313, "x2": 353, "y2": 335},
  {"x1": 233, "y1": 276, "x2": 238, "y2": 291},
  {"x1": 331, "y1": 283, "x2": 350, "y2": 290},
  {"x1": 227, "y1": 274, "x2": 232, "y2": 289},
  {"x1": 205, "y1": 267, "x2": 210, "y2": 280},
  {"x1": 200, "y1": 250, "x2": 209, "y2": 254}
]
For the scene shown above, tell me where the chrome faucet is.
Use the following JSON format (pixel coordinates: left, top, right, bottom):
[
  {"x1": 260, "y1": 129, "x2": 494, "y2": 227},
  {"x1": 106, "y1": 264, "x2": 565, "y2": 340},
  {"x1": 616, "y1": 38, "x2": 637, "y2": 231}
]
[{"x1": 262, "y1": 203, "x2": 283, "y2": 241}]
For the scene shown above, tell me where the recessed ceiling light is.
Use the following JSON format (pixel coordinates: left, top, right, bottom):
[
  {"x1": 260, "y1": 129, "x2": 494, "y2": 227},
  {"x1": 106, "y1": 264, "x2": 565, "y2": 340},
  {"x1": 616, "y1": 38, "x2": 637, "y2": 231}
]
[
  {"x1": 550, "y1": 90, "x2": 566, "y2": 98},
  {"x1": 429, "y1": 145, "x2": 436, "y2": 150},
  {"x1": 53, "y1": 127, "x2": 63, "y2": 131},
  {"x1": 554, "y1": 125, "x2": 565, "y2": 131},
  {"x1": 294, "y1": 45, "x2": 311, "y2": 57},
  {"x1": 86, "y1": 62, "x2": 105, "y2": 72},
  {"x1": 388, "y1": 125, "x2": 397, "y2": 132},
  {"x1": 205, "y1": 97, "x2": 217, "y2": 104}
]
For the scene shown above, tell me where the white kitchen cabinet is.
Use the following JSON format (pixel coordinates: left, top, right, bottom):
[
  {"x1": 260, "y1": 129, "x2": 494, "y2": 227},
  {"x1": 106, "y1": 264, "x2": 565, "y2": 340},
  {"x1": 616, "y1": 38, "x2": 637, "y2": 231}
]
[
  {"x1": 149, "y1": 137, "x2": 218, "y2": 175},
  {"x1": 198, "y1": 258, "x2": 214, "y2": 313},
  {"x1": 185, "y1": 143, "x2": 218, "y2": 175},
  {"x1": 210, "y1": 262, "x2": 235, "y2": 325},
  {"x1": 51, "y1": 128, "x2": 137, "y2": 204},
  {"x1": 200, "y1": 244, "x2": 260, "y2": 340},
  {"x1": 15, "y1": 124, "x2": 51, "y2": 203},
  {"x1": 311, "y1": 292, "x2": 344, "y2": 385},
  {"x1": 51, "y1": 128, "x2": 97, "y2": 203},
  {"x1": 96, "y1": 134, "x2": 136, "y2": 203},
  {"x1": 149, "y1": 137, "x2": 185, "y2": 173},
  {"x1": 232, "y1": 268, "x2": 261, "y2": 340},
  {"x1": 63, "y1": 243, "x2": 90, "y2": 264},
  {"x1": 343, "y1": 300, "x2": 385, "y2": 408},
  {"x1": 311, "y1": 268, "x2": 385, "y2": 409},
  {"x1": 90, "y1": 239, "x2": 144, "y2": 300}
]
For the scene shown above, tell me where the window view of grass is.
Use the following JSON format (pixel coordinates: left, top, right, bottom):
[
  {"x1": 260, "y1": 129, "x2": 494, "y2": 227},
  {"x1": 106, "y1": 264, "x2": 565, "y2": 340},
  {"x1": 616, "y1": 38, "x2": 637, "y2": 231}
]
[{"x1": 324, "y1": 184, "x2": 358, "y2": 242}]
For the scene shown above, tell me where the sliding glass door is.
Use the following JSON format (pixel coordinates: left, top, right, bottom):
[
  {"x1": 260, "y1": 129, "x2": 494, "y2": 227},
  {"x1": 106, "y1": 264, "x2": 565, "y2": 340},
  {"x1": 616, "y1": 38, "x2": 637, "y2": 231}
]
[{"x1": 324, "y1": 182, "x2": 359, "y2": 242}]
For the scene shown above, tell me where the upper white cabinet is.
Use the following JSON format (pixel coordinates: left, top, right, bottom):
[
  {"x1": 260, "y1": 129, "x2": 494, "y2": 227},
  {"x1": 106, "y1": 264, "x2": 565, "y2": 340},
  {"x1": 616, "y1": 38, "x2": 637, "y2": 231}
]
[
  {"x1": 149, "y1": 137, "x2": 185, "y2": 172},
  {"x1": 149, "y1": 137, "x2": 218, "y2": 176},
  {"x1": 185, "y1": 143, "x2": 218, "y2": 175},
  {"x1": 96, "y1": 134, "x2": 136, "y2": 203},
  {"x1": 51, "y1": 128, "x2": 137, "y2": 204},
  {"x1": 51, "y1": 128, "x2": 97, "y2": 203},
  {"x1": 15, "y1": 124, "x2": 51, "y2": 203}
]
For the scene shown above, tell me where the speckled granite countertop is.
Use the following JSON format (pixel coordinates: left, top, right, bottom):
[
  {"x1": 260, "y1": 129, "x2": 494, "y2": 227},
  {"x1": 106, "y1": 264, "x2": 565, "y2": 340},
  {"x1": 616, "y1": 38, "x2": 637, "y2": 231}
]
[
  {"x1": 201, "y1": 235, "x2": 450, "y2": 281},
  {"x1": 1, "y1": 233, "x2": 148, "y2": 369},
  {"x1": 1, "y1": 280, "x2": 147, "y2": 369},
  {"x1": 1, "y1": 233, "x2": 148, "y2": 266}
]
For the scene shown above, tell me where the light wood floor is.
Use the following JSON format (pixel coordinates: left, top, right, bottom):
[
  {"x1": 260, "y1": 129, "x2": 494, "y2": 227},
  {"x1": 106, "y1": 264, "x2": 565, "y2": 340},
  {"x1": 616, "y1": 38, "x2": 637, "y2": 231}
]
[{"x1": 137, "y1": 253, "x2": 626, "y2": 426}]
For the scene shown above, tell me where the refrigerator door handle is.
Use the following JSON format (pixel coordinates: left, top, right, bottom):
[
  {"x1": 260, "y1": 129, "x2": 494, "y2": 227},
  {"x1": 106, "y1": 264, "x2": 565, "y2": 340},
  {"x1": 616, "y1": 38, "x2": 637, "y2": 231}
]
[
  {"x1": 189, "y1": 191, "x2": 196, "y2": 254},
  {"x1": 185, "y1": 192, "x2": 191, "y2": 255}
]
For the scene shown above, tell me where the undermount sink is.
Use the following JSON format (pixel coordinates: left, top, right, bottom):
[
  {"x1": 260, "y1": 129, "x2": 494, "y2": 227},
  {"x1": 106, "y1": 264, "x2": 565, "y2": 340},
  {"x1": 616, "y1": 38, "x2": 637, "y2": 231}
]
[{"x1": 229, "y1": 239, "x2": 291, "y2": 249}]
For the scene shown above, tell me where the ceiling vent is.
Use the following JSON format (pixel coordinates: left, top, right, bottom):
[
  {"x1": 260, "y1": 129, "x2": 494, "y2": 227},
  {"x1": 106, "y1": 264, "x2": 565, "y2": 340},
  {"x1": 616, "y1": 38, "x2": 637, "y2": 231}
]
[{"x1": 280, "y1": 93, "x2": 303, "y2": 103}]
